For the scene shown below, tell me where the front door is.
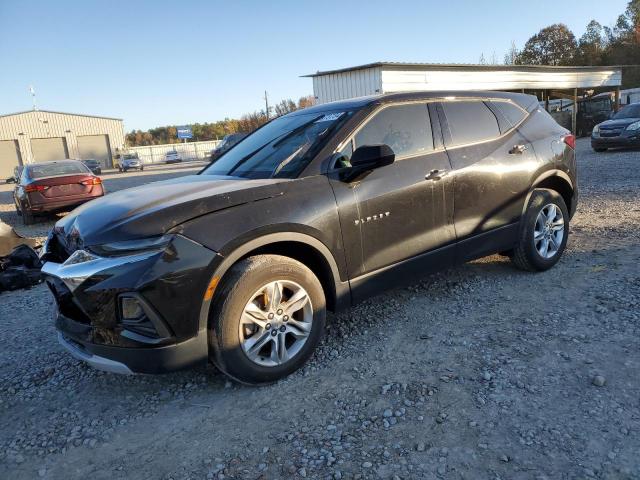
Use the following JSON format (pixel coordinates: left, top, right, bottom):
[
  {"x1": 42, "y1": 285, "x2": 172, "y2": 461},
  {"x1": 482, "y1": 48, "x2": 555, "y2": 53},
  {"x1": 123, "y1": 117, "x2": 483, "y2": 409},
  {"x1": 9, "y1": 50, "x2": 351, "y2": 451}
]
[{"x1": 327, "y1": 102, "x2": 455, "y2": 302}]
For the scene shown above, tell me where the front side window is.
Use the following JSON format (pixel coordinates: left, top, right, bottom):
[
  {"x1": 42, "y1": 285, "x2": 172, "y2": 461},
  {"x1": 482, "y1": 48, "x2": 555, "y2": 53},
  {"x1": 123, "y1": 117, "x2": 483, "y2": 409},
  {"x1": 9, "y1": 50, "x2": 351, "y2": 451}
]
[
  {"x1": 442, "y1": 101, "x2": 501, "y2": 146},
  {"x1": 203, "y1": 110, "x2": 352, "y2": 179},
  {"x1": 354, "y1": 103, "x2": 433, "y2": 158}
]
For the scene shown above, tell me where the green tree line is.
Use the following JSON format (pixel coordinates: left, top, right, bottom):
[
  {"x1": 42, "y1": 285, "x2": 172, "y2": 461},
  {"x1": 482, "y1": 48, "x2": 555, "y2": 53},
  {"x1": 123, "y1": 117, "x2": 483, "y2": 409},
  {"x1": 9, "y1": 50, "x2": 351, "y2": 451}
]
[
  {"x1": 503, "y1": 0, "x2": 640, "y2": 87},
  {"x1": 126, "y1": 95, "x2": 315, "y2": 147}
]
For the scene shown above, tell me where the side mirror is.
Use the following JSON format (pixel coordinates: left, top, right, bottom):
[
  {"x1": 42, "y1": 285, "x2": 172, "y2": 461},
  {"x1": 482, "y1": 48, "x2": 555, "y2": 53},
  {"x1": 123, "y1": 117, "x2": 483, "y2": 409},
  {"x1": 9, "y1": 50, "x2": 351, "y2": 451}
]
[{"x1": 351, "y1": 144, "x2": 395, "y2": 170}]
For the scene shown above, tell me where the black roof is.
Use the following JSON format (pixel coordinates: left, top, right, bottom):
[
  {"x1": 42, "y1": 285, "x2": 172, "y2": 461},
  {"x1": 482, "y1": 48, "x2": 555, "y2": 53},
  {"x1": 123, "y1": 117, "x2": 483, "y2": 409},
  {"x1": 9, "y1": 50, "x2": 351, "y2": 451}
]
[{"x1": 289, "y1": 90, "x2": 537, "y2": 115}]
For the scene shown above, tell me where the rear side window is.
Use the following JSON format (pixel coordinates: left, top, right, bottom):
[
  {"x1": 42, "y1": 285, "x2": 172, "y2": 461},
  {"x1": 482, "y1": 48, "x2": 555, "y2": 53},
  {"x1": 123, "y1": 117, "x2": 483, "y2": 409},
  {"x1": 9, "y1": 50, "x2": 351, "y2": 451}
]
[
  {"x1": 355, "y1": 103, "x2": 433, "y2": 158},
  {"x1": 441, "y1": 101, "x2": 500, "y2": 146},
  {"x1": 491, "y1": 101, "x2": 528, "y2": 127}
]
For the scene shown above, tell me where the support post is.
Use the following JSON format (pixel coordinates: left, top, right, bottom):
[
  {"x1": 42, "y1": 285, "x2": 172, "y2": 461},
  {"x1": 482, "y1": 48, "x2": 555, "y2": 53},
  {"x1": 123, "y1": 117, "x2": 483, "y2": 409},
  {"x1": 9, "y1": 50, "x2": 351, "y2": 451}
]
[
  {"x1": 545, "y1": 90, "x2": 550, "y2": 111},
  {"x1": 572, "y1": 88, "x2": 578, "y2": 136},
  {"x1": 614, "y1": 86, "x2": 620, "y2": 112}
]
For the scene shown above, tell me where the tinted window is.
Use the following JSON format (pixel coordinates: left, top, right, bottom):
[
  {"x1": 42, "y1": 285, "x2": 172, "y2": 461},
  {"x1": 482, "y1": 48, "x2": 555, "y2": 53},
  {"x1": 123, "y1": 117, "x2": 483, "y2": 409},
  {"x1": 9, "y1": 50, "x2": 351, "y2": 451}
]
[
  {"x1": 355, "y1": 104, "x2": 433, "y2": 158},
  {"x1": 28, "y1": 162, "x2": 89, "y2": 179},
  {"x1": 612, "y1": 104, "x2": 640, "y2": 119},
  {"x1": 492, "y1": 101, "x2": 527, "y2": 128},
  {"x1": 442, "y1": 101, "x2": 500, "y2": 146}
]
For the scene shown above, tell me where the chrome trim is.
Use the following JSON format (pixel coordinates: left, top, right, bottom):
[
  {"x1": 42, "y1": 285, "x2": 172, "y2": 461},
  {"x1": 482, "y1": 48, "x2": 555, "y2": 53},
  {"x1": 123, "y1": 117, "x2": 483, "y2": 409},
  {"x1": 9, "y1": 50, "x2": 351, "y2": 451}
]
[
  {"x1": 41, "y1": 250, "x2": 160, "y2": 292},
  {"x1": 57, "y1": 333, "x2": 133, "y2": 374}
]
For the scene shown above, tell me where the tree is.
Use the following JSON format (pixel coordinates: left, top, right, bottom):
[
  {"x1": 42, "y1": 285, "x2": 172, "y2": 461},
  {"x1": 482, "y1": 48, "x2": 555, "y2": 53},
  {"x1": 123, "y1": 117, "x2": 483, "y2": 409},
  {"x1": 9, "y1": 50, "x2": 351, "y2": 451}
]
[
  {"x1": 297, "y1": 95, "x2": 316, "y2": 109},
  {"x1": 273, "y1": 99, "x2": 297, "y2": 117},
  {"x1": 515, "y1": 24, "x2": 577, "y2": 66},
  {"x1": 504, "y1": 41, "x2": 519, "y2": 65},
  {"x1": 576, "y1": 20, "x2": 606, "y2": 65}
]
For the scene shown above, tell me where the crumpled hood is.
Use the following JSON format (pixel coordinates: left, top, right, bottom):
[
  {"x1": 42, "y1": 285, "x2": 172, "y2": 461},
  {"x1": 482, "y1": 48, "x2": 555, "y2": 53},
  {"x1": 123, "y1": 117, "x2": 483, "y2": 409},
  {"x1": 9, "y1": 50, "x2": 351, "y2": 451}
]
[{"x1": 55, "y1": 175, "x2": 287, "y2": 247}]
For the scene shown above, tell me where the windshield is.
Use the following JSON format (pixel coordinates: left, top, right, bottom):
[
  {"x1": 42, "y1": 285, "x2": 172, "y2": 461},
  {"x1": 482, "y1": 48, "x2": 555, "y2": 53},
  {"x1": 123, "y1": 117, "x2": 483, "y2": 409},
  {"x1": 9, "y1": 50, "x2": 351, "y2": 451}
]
[
  {"x1": 613, "y1": 104, "x2": 640, "y2": 119},
  {"x1": 123, "y1": 154, "x2": 138, "y2": 160},
  {"x1": 28, "y1": 162, "x2": 89, "y2": 179},
  {"x1": 202, "y1": 111, "x2": 351, "y2": 179},
  {"x1": 584, "y1": 99, "x2": 610, "y2": 114}
]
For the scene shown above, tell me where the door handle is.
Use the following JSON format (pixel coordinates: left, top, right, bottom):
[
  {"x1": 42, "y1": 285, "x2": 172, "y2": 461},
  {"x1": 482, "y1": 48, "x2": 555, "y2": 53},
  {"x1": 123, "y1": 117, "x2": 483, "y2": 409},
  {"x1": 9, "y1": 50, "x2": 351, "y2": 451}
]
[
  {"x1": 509, "y1": 144, "x2": 528, "y2": 154},
  {"x1": 426, "y1": 169, "x2": 448, "y2": 181}
]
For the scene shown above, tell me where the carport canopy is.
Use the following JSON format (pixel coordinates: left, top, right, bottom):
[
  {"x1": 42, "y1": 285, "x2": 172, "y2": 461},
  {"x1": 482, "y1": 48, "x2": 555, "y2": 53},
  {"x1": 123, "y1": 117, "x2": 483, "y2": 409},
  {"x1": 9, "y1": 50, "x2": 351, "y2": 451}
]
[{"x1": 305, "y1": 63, "x2": 624, "y2": 134}]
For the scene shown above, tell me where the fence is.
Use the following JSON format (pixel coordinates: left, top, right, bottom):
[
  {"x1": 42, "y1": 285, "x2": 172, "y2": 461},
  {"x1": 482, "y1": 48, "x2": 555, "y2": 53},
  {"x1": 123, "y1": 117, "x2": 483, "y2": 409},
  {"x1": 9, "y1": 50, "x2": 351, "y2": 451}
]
[{"x1": 127, "y1": 140, "x2": 221, "y2": 164}]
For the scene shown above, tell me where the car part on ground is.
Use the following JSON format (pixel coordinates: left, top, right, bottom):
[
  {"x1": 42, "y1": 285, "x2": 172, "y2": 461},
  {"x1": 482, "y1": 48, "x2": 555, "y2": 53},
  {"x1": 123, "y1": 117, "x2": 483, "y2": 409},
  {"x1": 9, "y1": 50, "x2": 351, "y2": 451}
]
[
  {"x1": 41, "y1": 90, "x2": 577, "y2": 384},
  {"x1": 0, "y1": 244, "x2": 42, "y2": 292}
]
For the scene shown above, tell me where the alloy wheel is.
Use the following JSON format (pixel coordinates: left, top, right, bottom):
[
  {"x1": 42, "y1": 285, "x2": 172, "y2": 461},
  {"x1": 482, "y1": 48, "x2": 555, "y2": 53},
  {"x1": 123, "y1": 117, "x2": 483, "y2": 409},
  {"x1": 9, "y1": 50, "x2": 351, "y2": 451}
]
[
  {"x1": 239, "y1": 280, "x2": 313, "y2": 367},
  {"x1": 533, "y1": 203, "x2": 565, "y2": 259}
]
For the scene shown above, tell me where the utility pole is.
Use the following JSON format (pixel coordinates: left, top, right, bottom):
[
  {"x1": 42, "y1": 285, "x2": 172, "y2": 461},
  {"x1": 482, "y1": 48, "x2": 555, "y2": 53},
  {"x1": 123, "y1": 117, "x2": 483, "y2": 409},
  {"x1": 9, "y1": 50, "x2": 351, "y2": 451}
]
[
  {"x1": 29, "y1": 85, "x2": 38, "y2": 111},
  {"x1": 264, "y1": 90, "x2": 270, "y2": 120}
]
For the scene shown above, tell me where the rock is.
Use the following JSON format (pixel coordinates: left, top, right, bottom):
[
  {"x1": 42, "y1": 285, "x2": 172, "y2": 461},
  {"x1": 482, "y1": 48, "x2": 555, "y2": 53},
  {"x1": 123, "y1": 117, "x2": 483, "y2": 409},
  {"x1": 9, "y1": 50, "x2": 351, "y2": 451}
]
[
  {"x1": 298, "y1": 467, "x2": 307, "y2": 477},
  {"x1": 592, "y1": 375, "x2": 606, "y2": 387},
  {"x1": 416, "y1": 442, "x2": 426, "y2": 452},
  {"x1": 383, "y1": 409, "x2": 393, "y2": 418},
  {"x1": 500, "y1": 454, "x2": 510, "y2": 463}
]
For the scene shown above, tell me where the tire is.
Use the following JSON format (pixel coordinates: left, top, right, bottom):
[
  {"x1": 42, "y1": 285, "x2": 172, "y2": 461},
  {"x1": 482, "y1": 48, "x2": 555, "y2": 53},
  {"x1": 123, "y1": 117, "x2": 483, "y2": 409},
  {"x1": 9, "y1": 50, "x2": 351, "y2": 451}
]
[
  {"x1": 22, "y1": 209, "x2": 35, "y2": 226},
  {"x1": 123, "y1": 168, "x2": 128, "y2": 173},
  {"x1": 140, "y1": 166, "x2": 144, "y2": 171},
  {"x1": 15, "y1": 202, "x2": 22, "y2": 216},
  {"x1": 208, "y1": 254, "x2": 326, "y2": 385},
  {"x1": 593, "y1": 147, "x2": 607, "y2": 152},
  {"x1": 118, "y1": 166, "x2": 123, "y2": 172},
  {"x1": 511, "y1": 188, "x2": 569, "y2": 272}
]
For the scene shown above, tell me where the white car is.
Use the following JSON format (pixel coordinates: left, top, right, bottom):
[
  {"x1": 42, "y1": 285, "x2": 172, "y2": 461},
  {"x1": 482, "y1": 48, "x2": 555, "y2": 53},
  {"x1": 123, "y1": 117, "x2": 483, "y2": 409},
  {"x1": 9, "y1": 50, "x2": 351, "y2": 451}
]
[{"x1": 164, "y1": 151, "x2": 182, "y2": 164}]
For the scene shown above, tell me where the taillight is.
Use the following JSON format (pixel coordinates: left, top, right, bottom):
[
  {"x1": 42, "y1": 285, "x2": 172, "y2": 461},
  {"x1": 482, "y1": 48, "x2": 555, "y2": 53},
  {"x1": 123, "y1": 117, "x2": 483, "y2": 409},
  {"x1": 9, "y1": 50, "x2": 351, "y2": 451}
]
[
  {"x1": 80, "y1": 177, "x2": 102, "y2": 186},
  {"x1": 24, "y1": 184, "x2": 49, "y2": 193},
  {"x1": 563, "y1": 134, "x2": 576, "y2": 150}
]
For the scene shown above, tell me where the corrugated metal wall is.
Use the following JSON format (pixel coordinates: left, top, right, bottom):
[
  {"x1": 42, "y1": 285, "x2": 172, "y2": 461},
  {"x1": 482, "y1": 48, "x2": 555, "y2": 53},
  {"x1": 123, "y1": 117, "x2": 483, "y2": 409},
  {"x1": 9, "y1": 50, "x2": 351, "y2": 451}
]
[
  {"x1": 312, "y1": 67, "x2": 382, "y2": 104},
  {"x1": 380, "y1": 68, "x2": 623, "y2": 92},
  {"x1": 311, "y1": 66, "x2": 623, "y2": 103},
  {"x1": 0, "y1": 111, "x2": 125, "y2": 167}
]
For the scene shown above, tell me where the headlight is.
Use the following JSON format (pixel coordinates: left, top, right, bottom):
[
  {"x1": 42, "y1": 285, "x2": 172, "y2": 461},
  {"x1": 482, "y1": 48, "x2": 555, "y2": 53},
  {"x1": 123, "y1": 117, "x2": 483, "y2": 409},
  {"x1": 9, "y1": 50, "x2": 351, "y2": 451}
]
[
  {"x1": 88, "y1": 235, "x2": 174, "y2": 257},
  {"x1": 626, "y1": 121, "x2": 640, "y2": 131},
  {"x1": 63, "y1": 249, "x2": 99, "y2": 266},
  {"x1": 592, "y1": 124, "x2": 600, "y2": 134}
]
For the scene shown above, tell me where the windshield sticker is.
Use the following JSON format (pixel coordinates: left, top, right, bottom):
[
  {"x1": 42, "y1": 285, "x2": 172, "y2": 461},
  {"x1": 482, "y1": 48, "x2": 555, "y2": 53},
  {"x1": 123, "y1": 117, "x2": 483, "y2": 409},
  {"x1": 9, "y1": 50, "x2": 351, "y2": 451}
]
[{"x1": 314, "y1": 112, "x2": 344, "y2": 123}]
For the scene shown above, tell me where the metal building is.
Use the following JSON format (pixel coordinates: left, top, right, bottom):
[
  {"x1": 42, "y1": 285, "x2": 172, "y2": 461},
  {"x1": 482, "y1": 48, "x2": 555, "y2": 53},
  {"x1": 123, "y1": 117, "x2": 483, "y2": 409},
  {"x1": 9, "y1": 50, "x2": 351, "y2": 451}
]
[
  {"x1": 304, "y1": 63, "x2": 623, "y2": 134},
  {"x1": 0, "y1": 110, "x2": 125, "y2": 178}
]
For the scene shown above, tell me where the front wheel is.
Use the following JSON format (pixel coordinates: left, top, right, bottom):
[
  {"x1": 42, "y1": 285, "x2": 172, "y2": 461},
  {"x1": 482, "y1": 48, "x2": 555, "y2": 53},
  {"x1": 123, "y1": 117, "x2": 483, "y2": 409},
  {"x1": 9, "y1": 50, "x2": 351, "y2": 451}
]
[
  {"x1": 208, "y1": 255, "x2": 326, "y2": 385},
  {"x1": 510, "y1": 188, "x2": 569, "y2": 272}
]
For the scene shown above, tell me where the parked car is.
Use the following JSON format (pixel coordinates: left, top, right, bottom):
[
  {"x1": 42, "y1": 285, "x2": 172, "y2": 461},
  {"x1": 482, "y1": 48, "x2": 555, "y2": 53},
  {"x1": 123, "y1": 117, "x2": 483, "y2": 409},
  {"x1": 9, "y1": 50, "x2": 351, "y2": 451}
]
[
  {"x1": 116, "y1": 153, "x2": 144, "y2": 172},
  {"x1": 164, "y1": 150, "x2": 182, "y2": 163},
  {"x1": 14, "y1": 160, "x2": 104, "y2": 225},
  {"x1": 41, "y1": 91, "x2": 577, "y2": 384},
  {"x1": 210, "y1": 133, "x2": 248, "y2": 161},
  {"x1": 81, "y1": 158, "x2": 102, "y2": 175},
  {"x1": 591, "y1": 102, "x2": 640, "y2": 152},
  {"x1": 5, "y1": 165, "x2": 22, "y2": 184}
]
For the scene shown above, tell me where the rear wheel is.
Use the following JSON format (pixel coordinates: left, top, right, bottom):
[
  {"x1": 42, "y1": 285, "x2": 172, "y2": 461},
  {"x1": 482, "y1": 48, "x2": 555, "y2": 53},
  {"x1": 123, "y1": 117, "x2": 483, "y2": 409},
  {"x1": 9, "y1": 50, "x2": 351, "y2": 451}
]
[
  {"x1": 511, "y1": 189, "x2": 569, "y2": 272},
  {"x1": 208, "y1": 255, "x2": 326, "y2": 385}
]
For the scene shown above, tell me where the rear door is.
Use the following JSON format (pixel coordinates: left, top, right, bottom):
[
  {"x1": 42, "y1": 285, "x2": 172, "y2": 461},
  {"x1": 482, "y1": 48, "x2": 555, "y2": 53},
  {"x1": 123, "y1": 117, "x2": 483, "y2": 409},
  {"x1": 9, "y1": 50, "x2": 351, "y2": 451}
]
[
  {"x1": 436, "y1": 99, "x2": 535, "y2": 261},
  {"x1": 327, "y1": 102, "x2": 455, "y2": 301}
]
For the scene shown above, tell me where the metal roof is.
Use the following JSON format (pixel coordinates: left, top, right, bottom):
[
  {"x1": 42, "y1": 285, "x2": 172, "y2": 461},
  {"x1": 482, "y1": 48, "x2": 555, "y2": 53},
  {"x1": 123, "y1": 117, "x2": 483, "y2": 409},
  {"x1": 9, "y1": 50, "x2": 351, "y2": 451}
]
[
  {"x1": 303, "y1": 62, "x2": 625, "y2": 77},
  {"x1": 0, "y1": 109, "x2": 122, "y2": 121}
]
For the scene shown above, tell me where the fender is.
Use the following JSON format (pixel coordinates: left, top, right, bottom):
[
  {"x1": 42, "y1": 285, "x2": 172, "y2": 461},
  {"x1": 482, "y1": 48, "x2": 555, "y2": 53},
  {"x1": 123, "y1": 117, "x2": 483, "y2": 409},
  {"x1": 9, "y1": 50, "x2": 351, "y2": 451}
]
[
  {"x1": 197, "y1": 230, "x2": 351, "y2": 332},
  {"x1": 521, "y1": 169, "x2": 575, "y2": 217}
]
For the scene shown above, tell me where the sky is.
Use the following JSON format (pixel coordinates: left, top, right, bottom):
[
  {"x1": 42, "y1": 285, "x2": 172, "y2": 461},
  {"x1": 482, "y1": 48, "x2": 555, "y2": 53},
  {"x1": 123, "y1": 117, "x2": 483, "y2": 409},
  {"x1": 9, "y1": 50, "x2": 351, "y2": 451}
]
[{"x1": 0, "y1": 0, "x2": 631, "y2": 131}]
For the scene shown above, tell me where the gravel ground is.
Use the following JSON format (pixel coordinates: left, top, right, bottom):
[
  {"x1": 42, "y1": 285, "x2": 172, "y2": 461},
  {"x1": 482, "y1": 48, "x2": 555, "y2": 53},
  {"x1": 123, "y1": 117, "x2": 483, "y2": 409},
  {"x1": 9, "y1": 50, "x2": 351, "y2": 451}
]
[{"x1": 1, "y1": 139, "x2": 639, "y2": 480}]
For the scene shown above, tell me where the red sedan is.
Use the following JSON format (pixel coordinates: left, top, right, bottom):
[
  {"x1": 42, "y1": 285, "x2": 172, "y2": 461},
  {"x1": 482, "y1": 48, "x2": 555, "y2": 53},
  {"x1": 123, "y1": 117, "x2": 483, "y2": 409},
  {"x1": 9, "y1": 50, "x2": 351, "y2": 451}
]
[{"x1": 13, "y1": 160, "x2": 105, "y2": 225}]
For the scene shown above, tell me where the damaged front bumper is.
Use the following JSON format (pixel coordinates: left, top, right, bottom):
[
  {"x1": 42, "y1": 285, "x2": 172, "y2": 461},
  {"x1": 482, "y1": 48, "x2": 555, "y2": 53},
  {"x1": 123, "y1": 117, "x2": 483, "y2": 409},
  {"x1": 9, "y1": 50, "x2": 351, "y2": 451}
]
[{"x1": 41, "y1": 234, "x2": 219, "y2": 374}]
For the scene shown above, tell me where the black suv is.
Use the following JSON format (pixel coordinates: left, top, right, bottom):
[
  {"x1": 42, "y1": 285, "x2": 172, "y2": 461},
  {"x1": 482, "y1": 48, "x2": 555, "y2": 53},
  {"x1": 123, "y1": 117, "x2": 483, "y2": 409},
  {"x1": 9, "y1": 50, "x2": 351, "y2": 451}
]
[
  {"x1": 591, "y1": 102, "x2": 640, "y2": 151},
  {"x1": 41, "y1": 91, "x2": 577, "y2": 384}
]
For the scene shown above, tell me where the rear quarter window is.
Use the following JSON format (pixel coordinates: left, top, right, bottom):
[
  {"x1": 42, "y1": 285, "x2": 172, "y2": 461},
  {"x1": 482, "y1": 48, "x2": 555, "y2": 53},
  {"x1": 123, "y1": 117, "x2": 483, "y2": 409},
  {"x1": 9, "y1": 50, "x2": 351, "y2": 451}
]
[
  {"x1": 441, "y1": 101, "x2": 501, "y2": 146},
  {"x1": 491, "y1": 101, "x2": 528, "y2": 128}
]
